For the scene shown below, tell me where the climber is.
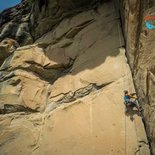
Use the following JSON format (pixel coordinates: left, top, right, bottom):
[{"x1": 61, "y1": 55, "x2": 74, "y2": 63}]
[{"x1": 124, "y1": 90, "x2": 142, "y2": 113}]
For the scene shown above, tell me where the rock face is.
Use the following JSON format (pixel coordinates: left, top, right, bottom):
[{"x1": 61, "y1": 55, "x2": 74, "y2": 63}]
[
  {"x1": 0, "y1": 0, "x2": 152, "y2": 154},
  {"x1": 120, "y1": 0, "x2": 155, "y2": 153},
  {"x1": 30, "y1": 0, "x2": 104, "y2": 39},
  {"x1": 0, "y1": 0, "x2": 33, "y2": 45},
  {"x1": 0, "y1": 77, "x2": 150, "y2": 155}
]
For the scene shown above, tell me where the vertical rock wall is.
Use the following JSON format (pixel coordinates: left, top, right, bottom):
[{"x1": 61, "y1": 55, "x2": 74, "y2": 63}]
[{"x1": 120, "y1": 0, "x2": 155, "y2": 154}]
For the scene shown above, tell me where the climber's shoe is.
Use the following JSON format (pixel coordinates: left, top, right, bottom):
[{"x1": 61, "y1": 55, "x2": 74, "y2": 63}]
[{"x1": 125, "y1": 107, "x2": 128, "y2": 114}]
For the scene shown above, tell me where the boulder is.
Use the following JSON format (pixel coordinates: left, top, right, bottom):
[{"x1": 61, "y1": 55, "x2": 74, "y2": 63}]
[{"x1": 0, "y1": 38, "x2": 19, "y2": 66}]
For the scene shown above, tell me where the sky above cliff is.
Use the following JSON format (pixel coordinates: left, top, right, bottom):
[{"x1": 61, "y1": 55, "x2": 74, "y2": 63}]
[{"x1": 0, "y1": 0, "x2": 21, "y2": 12}]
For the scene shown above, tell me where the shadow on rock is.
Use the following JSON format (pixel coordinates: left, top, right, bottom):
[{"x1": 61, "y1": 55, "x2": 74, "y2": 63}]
[{"x1": 125, "y1": 106, "x2": 140, "y2": 121}]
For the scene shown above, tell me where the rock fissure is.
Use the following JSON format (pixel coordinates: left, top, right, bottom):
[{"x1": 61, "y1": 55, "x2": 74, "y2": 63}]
[
  {"x1": 45, "y1": 82, "x2": 114, "y2": 113},
  {"x1": 55, "y1": 82, "x2": 112, "y2": 104},
  {"x1": 0, "y1": 104, "x2": 37, "y2": 114}
]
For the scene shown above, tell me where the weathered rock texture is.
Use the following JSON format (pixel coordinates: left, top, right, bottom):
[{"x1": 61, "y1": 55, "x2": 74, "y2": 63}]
[
  {"x1": 30, "y1": 0, "x2": 103, "y2": 39},
  {"x1": 0, "y1": 0, "x2": 152, "y2": 154},
  {"x1": 0, "y1": 0, "x2": 33, "y2": 45},
  {"x1": 0, "y1": 38, "x2": 19, "y2": 66},
  {"x1": 120, "y1": 0, "x2": 155, "y2": 154},
  {"x1": 0, "y1": 77, "x2": 150, "y2": 155}
]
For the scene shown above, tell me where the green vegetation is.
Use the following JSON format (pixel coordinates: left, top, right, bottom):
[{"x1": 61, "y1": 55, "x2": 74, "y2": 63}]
[{"x1": 28, "y1": 0, "x2": 34, "y2": 6}]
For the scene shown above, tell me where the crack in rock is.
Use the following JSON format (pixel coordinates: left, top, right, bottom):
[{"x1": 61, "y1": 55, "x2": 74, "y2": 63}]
[
  {"x1": 45, "y1": 82, "x2": 113, "y2": 112},
  {"x1": 0, "y1": 104, "x2": 37, "y2": 114}
]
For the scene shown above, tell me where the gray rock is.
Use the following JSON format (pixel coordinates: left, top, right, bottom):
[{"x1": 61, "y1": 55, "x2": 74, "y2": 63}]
[{"x1": 0, "y1": 0, "x2": 33, "y2": 45}]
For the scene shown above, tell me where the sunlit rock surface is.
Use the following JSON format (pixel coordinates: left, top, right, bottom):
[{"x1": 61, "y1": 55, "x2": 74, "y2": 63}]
[
  {"x1": 0, "y1": 0, "x2": 151, "y2": 154},
  {"x1": 120, "y1": 1, "x2": 155, "y2": 153}
]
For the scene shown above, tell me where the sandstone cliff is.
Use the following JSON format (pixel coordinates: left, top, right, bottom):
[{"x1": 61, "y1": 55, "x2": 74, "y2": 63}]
[
  {"x1": 0, "y1": 0, "x2": 153, "y2": 154},
  {"x1": 120, "y1": 0, "x2": 155, "y2": 154}
]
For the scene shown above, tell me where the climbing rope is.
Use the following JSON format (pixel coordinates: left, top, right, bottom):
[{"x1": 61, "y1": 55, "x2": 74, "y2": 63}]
[
  {"x1": 122, "y1": 51, "x2": 128, "y2": 155},
  {"x1": 117, "y1": 19, "x2": 137, "y2": 154},
  {"x1": 122, "y1": 50, "x2": 133, "y2": 155},
  {"x1": 122, "y1": 49, "x2": 145, "y2": 155}
]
